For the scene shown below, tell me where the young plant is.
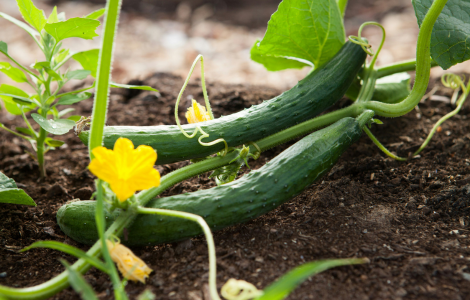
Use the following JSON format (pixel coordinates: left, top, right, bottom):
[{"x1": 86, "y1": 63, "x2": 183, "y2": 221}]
[{"x1": 0, "y1": 0, "x2": 156, "y2": 178}]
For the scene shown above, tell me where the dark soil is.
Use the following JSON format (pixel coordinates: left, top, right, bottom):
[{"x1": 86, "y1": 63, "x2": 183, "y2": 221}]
[{"x1": 1, "y1": 71, "x2": 470, "y2": 300}]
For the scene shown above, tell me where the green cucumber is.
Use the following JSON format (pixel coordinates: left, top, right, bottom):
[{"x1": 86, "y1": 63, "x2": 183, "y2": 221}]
[
  {"x1": 58, "y1": 117, "x2": 363, "y2": 246},
  {"x1": 79, "y1": 41, "x2": 366, "y2": 165}
]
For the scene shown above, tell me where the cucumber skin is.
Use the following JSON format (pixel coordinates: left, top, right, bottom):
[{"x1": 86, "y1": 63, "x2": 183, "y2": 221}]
[
  {"x1": 58, "y1": 118, "x2": 362, "y2": 246},
  {"x1": 79, "y1": 42, "x2": 366, "y2": 165}
]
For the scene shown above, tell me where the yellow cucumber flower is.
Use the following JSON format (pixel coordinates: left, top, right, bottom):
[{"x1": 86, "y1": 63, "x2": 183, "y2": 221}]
[
  {"x1": 186, "y1": 99, "x2": 211, "y2": 123},
  {"x1": 106, "y1": 240, "x2": 152, "y2": 283},
  {"x1": 88, "y1": 137, "x2": 160, "y2": 202}
]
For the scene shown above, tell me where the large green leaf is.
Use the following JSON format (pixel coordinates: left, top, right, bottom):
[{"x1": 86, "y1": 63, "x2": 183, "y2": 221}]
[
  {"x1": 72, "y1": 49, "x2": 99, "y2": 77},
  {"x1": 0, "y1": 62, "x2": 28, "y2": 83},
  {"x1": 413, "y1": 0, "x2": 470, "y2": 69},
  {"x1": 252, "y1": 0, "x2": 345, "y2": 71},
  {"x1": 31, "y1": 113, "x2": 75, "y2": 135},
  {"x1": 15, "y1": 0, "x2": 47, "y2": 32},
  {"x1": 255, "y1": 258, "x2": 367, "y2": 300},
  {"x1": 44, "y1": 17, "x2": 99, "y2": 42},
  {"x1": 0, "y1": 171, "x2": 36, "y2": 206},
  {"x1": 250, "y1": 40, "x2": 310, "y2": 71}
]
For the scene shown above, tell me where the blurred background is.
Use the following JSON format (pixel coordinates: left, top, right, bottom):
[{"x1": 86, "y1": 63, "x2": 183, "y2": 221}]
[{"x1": 1, "y1": 0, "x2": 468, "y2": 90}]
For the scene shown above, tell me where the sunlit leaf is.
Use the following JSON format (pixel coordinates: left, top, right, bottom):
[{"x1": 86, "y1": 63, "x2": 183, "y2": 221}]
[
  {"x1": 0, "y1": 171, "x2": 36, "y2": 206},
  {"x1": 31, "y1": 113, "x2": 75, "y2": 135},
  {"x1": 413, "y1": 0, "x2": 470, "y2": 69},
  {"x1": 0, "y1": 62, "x2": 28, "y2": 83},
  {"x1": 250, "y1": 40, "x2": 311, "y2": 71},
  {"x1": 0, "y1": 84, "x2": 31, "y2": 115},
  {"x1": 47, "y1": 6, "x2": 59, "y2": 23},
  {"x1": 67, "y1": 115, "x2": 82, "y2": 122},
  {"x1": 72, "y1": 49, "x2": 99, "y2": 77},
  {"x1": 15, "y1": 0, "x2": 47, "y2": 32},
  {"x1": 44, "y1": 17, "x2": 99, "y2": 42},
  {"x1": 85, "y1": 8, "x2": 105, "y2": 20},
  {"x1": 253, "y1": 0, "x2": 345, "y2": 71}
]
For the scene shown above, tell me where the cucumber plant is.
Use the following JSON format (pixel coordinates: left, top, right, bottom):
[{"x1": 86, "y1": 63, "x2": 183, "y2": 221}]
[
  {"x1": 2, "y1": 0, "x2": 470, "y2": 299},
  {"x1": 0, "y1": 0, "x2": 156, "y2": 178}
]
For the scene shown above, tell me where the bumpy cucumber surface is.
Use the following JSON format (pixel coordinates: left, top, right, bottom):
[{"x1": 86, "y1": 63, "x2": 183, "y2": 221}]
[
  {"x1": 59, "y1": 117, "x2": 363, "y2": 246},
  {"x1": 79, "y1": 42, "x2": 366, "y2": 165}
]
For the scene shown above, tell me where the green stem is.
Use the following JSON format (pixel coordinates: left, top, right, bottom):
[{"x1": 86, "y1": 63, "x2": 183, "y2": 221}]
[
  {"x1": 55, "y1": 84, "x2": 95, "y2": 98},
  {"x1": 96, "y1": 180, "x2": 128, "y2": 299},
  {"x1": 377, "y1": 59, "x2": 439, "y2": 78},
  {"x1": 363, "y1": 127, "x2": 407, "y2": 161},
  {"x1": 365, "y1": 0, "x2": 448, "y2": 117},
  {"x1": 88, "y1": 0, "x2": 122, "y2": 159},
  {"x1": 21, "y1": 111, "x2": 38, "y2": 139},
  {"x1": 137, "y1": 207, "x2": 220, "y2": 300},
  {"x1": 0, "y1": 123, "x2": 31, "y2": 140},
  {"x1": 36, "y1": 123, "x2": 48, "y2": 179}
]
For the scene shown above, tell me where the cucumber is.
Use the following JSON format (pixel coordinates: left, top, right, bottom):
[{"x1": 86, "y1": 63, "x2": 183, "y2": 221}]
[
  {"x1": 58, "y1": 117, "x2": 363, "y2": 246},
  {"x1": 79, "y1": 41, "x2": 366, "y2": 165}
]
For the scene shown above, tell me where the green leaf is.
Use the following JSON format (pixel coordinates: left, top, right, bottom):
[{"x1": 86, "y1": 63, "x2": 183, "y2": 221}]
[
  {"x1": 31, "y1": 113, "x2": 75, "y2": 135},
  {"x1": 16, "y1": 126, "x2": 36, "y2": 137},
  {"x1": 110, "y1": 82, "x2": 158, "y2": 92},
  {"x1": 22, "y1": 241, "x2": 107, "y2": 272},
  {"x1": 66, "y1": 70, "x2": 91, "y2": 80},
  {"x1": 250, "y1": 40, "x2": 310, "y2": 71},
  {"x1": 413, "y1": 0, "x2": 470, "y2": 69},
  {"x1": 55, "y1": 48, "x2": 70, "y2": 64},
  {"x1": 15, "y1": 0, "x2": 47, "y2": 32},
  {"x1": 85, "y1": 8, "x2": 106, "y2": 20},
  {"x1": 0, "y1": 41, "x2": 8, "y2": 56},
  {"x1": 61, "y1": 260, "x2": 99, "y2": 300},
  {"x1": 45, "y1": 138, "x2": 65, "y2": 147},
  {"x1": 33, "y1": 61, "x2": 62, "y2": 81},
  {"x1": 44, "y1": 17, "x2": 99, "y2": 42},
  {"x1": 57, "y1": 92, "x2": 92, "y2": 105},
  {"x1": 67, "y1": 115, "x2": 82, "y2": 122},
  {"x1": 0, "y1": 62, "x2": 28, "y2": 83},
  {"x1": 374, "y1": 72, "x2": 411, "y2": 104},
  {"x1": 0, "y1": 171, "x2": 36, "y2": 206},
  {"x1": 255, "y1": 258, "x2": 368, "y2": 300},
  {"x1": 253, "y1": 0, "x2": 345, "y2": 71},
  {"x1": 0, "y1": 84, "x2": 31, "y2": 115},
  {"x1": 72, "y1": 49, "x2": 99, "y2": 77},
  {"x1": 58, "y1": 108, "x2": 75, "y2": 118},
  {"x1": 47, "y1": 6, "x2": 59, "y2": 24}
]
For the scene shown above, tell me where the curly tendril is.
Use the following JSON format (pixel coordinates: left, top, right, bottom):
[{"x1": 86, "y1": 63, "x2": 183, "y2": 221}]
[
  {"x1": 174, "y1": 54, "x2": 228, "y2": 155},
  {"x1": 348, "y1": 22, "x2": 386, "y2": 70}
]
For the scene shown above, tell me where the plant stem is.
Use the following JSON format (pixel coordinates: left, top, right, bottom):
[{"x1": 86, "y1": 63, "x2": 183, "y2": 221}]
[
  {"x1": 36, "y1": 126, "x2": 48, "y2": 179},
  {"x1": 377, "y1": 59, "x2": 439, "y2": 78},
  {"x1": 88, "y1": 0, "x2": 122, "y2": 159},
  {"x1": 363, "y1": 127, "x2": 407, "y2": 161},
  {"x1": 365, "y1": 0, "x2": 448, "y2": 117},
  {"x1": 137, "y1": 207, "x2": 221, "y2": 300}
]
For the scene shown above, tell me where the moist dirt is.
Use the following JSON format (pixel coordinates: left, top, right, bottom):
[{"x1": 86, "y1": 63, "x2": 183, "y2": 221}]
[{"x1": 1, "y1": 73, "x2": 470, "y2": 300}]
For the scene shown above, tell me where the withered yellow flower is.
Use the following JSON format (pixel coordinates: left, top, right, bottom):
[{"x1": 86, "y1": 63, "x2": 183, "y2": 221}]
[
  {"x1": 106, "y1": 240, "x2": 152, "y2": 283},
  {"x1": 186, "y1": 99, "x2": 211, "y2": 124},
  {"x1": 89, "y1": 137, "x2": 160, "y2": 202}
]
